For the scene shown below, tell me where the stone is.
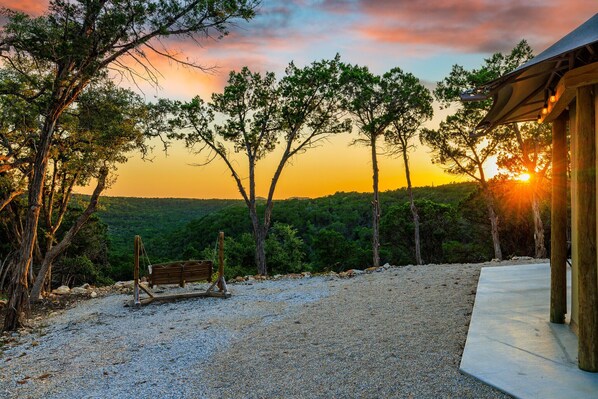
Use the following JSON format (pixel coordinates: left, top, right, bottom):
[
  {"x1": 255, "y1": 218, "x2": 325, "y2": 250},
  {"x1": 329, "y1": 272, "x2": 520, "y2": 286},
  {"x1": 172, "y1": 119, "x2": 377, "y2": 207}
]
[
  {"x1": 114, "y1": 281, "x2": 134, "y2": 289},
  {"x1": 301, "y1": 272, "x2": 311, "y2": 278},
  {"x1": 234, "y1": 276, "x2": 245, "y2": 283},
  {"x1": 512, "y1": 256, "x2": 533, "y2": 261},
  {"x1": 0, "y1": 299, "x2": 7, "y2": 308},
  {"x1": 71, "y1": 287, "x2": 87, "y2": 295},
  {"x1": 80, "y1": 283, "x2": 91, "y2": 290},
  {"x1": 365, "y1": 267, "x2": 378, "y2": 273},
  {"x1": 90, "y1": 291, "x2": 98, "y2": 298},
  {"x1": 51, "y1": 285, "x2": 70, "y2": 295},
  {"x1": 338, "y1": 271, "x2": 349, "y2": 278}
]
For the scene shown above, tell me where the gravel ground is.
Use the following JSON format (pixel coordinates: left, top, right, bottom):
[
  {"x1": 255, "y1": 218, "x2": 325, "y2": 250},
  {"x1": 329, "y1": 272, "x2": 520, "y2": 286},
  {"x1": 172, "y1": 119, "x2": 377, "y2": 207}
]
[{"x1": 0, "y1": 261, "x2": 545, "y2": 399}]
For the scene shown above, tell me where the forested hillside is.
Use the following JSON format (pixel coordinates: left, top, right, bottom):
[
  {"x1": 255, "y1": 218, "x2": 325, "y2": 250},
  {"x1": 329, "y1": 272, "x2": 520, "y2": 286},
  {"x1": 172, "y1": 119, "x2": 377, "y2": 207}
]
[{"x1": 94, "y1": 181, "x2": 549, "y2": 280}]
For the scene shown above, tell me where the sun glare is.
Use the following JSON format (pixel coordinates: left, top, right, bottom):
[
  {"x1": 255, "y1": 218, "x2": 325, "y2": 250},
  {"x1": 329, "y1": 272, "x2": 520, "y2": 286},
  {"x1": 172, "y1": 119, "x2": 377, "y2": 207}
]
[{"x1": 517, "y1": 173, "x2": 531, "y2": 182}]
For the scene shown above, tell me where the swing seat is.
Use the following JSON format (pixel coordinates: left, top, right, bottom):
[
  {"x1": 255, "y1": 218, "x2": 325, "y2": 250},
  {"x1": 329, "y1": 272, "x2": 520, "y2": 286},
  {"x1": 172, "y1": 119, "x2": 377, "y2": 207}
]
[{"x1": 149, "y1": 260, "x2": 213, "y2": 288}]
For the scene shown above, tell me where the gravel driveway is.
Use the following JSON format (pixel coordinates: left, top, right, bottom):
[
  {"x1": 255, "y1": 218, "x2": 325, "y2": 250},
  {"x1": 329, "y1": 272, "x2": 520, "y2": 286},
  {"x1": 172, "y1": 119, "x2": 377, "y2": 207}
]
[{"x1": 0, "y1": 262, "x2": 529, "y2": 398}]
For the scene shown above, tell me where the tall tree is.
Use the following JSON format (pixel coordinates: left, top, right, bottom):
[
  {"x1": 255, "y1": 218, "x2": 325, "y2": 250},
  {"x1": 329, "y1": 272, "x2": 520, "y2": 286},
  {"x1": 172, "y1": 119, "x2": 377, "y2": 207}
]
[
  {"x1": 176, "y1": 57, "x2": 350, "y2": 275},
  {"x1": 1, "y1": 0, "x2": 258, "y2": 331},
  {"x1": 426, "y1": 40, "x2": 535, "y2": 260},
  {"x1": 383, "y1": 70, "x2": 433, "y2": 265},
  {"x1": 496, "y1": 122, "x2": 552, "y2": 258},
  {"x1": 421, "y1": 109, "x2": 509, "y2": 260},
  {"x1": 30, "y1": 81, "x2": 149, "y2": 301},
  {"x1": 340, "y1": 65, "x2": 413, "y2": 267}
]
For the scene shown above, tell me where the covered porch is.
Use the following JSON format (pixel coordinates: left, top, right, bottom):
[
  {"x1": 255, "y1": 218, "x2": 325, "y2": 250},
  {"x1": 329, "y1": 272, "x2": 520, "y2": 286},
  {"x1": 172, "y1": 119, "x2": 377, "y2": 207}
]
[{"x1": 459, "y1": 12, "x2": 598, "y2": 398}]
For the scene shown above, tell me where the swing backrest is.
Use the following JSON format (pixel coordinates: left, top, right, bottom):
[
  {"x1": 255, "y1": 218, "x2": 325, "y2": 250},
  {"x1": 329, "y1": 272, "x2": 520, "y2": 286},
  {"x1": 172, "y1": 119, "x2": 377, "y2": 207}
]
[{"x1": 149, "y1": 260, "x2": 213, "y2": 288}]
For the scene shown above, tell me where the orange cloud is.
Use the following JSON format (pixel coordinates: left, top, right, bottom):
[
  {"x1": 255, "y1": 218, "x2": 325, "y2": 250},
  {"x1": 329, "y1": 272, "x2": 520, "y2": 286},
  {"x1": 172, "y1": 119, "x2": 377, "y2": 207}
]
[{"x1": 0, "y1": 0, "x2": 46, "y2": 15}]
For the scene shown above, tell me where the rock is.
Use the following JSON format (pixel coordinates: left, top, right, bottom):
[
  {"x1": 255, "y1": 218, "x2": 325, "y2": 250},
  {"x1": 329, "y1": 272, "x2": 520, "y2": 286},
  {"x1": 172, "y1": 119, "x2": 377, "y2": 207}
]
[
  {"x1": 301, "y1": 272, "x2": 311, "y2": 278},
  {"x1": 383, "y1": 263, "x2": 391, "y2": 268},
  {"x1": 288, "y1": 273, "x2": 302, "y2": 279},
  {"x1": 90, "y1": 291, "x2": 98, "y2": 298},
  {"x1": 365, "y1": 267, "x2": 378, "y2": 273},
  {"x1": 272, "y1": 274, "x2": 283, "y2": 280},
  {"x1": 346, "y1": 269, "x2": 364, "y2": 276},
  {"x1": 114, "y1": 281, "x2": 134, "y2": 289},
  {"x1": 512, "y1": 256, "x2": 533, "y2": 261},
  {"x1": 80, "y1": 283, "x2": 91, "y2": 290},
  {"x1": 71, "y1": 287, "x2": 87, "y2": 295},
  {"x1": 234, "y1": 276, "x2": 245, "y2": 283},
  {"x1": 51, "y1": 285, "x2": 70, "y2": 295},
  {"x1": 338, "y1": 271, "x2": 349, "y2": 278},
  {"x1": 491, "y1": 258, "x2": 501, "y2": 262},
  {"x1": 0, "y1": 299, "x2": 7, "y2": 308}
]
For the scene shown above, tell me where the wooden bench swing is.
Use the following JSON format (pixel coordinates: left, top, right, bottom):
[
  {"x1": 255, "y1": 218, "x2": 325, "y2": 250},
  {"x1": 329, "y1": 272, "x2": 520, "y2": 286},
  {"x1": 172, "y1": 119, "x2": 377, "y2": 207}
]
[{"x1": 131, "y1": 231, "x2": 231, "y2": 306}]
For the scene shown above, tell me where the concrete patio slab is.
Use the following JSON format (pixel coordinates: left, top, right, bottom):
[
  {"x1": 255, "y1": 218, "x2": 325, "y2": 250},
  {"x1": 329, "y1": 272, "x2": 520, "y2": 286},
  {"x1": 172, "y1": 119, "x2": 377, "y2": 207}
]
[{"x1": 460, "y1": 263, "x2": 598, "y2": 399}]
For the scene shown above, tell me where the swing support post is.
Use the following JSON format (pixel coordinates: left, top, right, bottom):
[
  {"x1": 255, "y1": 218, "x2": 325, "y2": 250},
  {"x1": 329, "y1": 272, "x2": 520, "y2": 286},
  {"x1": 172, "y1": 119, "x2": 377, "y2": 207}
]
[{"x1": 133, "y1": 235, "x2": 141, "y2": 306}]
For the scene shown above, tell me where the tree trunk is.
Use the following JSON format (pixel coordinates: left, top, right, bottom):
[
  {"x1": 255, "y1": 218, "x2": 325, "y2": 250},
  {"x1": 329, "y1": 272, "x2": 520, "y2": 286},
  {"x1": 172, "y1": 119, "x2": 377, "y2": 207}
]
[
  {"x1": 30, "y1": 169, "x2": 107, "y2": 302},
  {"x1": 3, "y1": 118, "x2": 56, "y2": 331},
  {"x1": 402, "y1": 148, "x2": 422, "y2": 265},
  {"x1": 248, "y1": 201, "x2": 267, "y2": 276},
  {"x1": 484, "y1": 191, "x2": 503, "y2": 260},
  {"x1": 254, "y1": 225, "x2": 267, "y2": 276},
  {"x1": 531, "y1": 191, "x2": 546, "y2": 258},
  {"x1": 371, "y1": 135, "x2": 380, "y2": 268}
]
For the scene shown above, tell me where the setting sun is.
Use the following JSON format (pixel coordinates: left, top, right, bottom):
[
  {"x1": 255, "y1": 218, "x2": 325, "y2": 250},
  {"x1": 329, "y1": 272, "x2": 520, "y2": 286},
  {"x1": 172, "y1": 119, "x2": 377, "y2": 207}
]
[{"x1": 517, "y1": 173, "x2": 531, "y2": 182}]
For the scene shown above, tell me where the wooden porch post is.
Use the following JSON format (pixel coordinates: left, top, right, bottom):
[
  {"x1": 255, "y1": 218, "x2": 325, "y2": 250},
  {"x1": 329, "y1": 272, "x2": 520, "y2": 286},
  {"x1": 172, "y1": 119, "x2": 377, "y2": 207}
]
[
  {"x1": 570, "y1": 104, "x2": 579, "y2": 334},
  {"x1": 551, "y1": 113, "x2": 568, "y2": 324},
  {"x1": 576, "y1": 85, "x2": 598, "y2": 371}
]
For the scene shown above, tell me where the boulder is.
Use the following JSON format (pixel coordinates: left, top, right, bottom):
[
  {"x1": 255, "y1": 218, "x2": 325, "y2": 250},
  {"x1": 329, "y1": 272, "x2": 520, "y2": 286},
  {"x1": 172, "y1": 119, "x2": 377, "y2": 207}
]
[
  {"x1": 365, "y1": 267, "x2": 379, "y2": 273},
  {"x1": 80, "y1": 283, "x2": 91, "y2": 290},
  {"x1": 90, "y1": 291, "x2": 98, "y2": 298},
  {"x1": 51, "y1": 285, "x2": 71, "y2": 295},
  {"x1": 71, "y1": 287, "x2": 88, "y2": 295},
  {"x1": 0, "y1": 299, "x2": 7, "y2": 308},
  {"x1": 234, "y1": 276, "x2": 246, "y2": 283}
]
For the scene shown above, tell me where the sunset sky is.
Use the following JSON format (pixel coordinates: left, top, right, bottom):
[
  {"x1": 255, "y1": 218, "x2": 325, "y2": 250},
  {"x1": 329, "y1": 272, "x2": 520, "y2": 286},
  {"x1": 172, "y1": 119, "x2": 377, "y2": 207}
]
[{"x1": 5, "y1": 0, "x2": 598, "y2": 199}]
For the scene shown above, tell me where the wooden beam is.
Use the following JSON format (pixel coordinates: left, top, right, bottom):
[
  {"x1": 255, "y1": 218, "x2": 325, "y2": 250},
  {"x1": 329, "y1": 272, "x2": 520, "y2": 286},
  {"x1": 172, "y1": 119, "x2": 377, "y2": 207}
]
[
  {"x1": 543, "y1": 62, "x2": 598, "y2": 123},
  {"x1": 550, "y1": 112, "x2": 568, "y2": 324},
  {"x1": 127, "y1": 290, "x2": 231, "y2": 307},
  {"x1": 576, "y1": 85, "x2": 598, "y2": 372}
]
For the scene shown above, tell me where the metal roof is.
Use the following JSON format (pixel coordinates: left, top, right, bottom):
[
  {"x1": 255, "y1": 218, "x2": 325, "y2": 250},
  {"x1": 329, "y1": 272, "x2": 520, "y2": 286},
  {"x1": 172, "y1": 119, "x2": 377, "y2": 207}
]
[{"x1": 466, "y1": 13, "x2": 598, "y2": 130}]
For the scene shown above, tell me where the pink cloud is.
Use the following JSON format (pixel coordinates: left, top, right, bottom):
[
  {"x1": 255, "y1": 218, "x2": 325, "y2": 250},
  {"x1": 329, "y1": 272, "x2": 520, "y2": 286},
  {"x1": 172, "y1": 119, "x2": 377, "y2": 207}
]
[{"x1": 353, "y1": 0, "x2": 598, "y2": 53}]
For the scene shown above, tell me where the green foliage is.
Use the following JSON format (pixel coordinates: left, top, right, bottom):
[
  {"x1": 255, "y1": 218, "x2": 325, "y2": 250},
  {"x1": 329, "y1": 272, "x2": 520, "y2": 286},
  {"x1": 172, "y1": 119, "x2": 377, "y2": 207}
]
[
  {"x1": 265, "y1": 223, "x2": 307, "y2": 275},
  {"x1": 381, "y1": 200, "x2": 459, "y2": 264},
  {"x1": 435, "y1": 40, "x2": 534, "y2": 110}
]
